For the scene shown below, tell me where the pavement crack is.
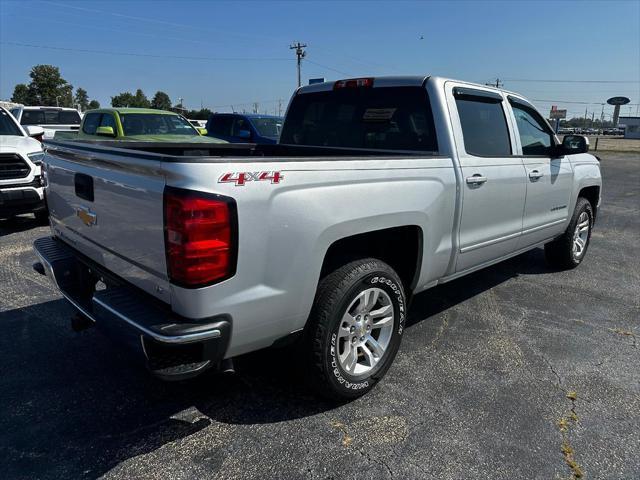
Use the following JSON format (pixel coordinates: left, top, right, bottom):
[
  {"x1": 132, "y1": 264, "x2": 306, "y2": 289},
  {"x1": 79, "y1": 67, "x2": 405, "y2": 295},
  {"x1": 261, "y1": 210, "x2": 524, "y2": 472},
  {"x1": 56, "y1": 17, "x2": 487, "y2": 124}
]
[
  {"x1": 557, "y1": 391, "x2": 584, "y2": 479},
  {"x1": 609, "y1": 327, "x2": 637, "y2": 349},
  {"x1": 540, "y1": 353, "x2": 563, "y2": 390}
]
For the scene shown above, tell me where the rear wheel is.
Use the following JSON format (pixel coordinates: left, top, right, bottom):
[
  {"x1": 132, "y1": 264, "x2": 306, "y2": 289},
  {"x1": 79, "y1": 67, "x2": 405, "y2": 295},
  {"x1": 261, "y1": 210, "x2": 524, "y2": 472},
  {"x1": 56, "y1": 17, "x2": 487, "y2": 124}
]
[
  {"x1": 544, "y1": 197, "x2": 593, "y2": 269},
  {"x1": 304, "y1": 258, "x2": 406, "y2": 400}
]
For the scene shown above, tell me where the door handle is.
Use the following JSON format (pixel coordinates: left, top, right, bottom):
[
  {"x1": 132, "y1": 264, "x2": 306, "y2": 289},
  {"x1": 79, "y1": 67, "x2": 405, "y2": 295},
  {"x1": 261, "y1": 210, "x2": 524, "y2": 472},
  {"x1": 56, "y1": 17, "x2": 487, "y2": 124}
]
[
  {"x1": 528, "y1": 170, "x2": 543, "y2": 181},
  {"x1": 466, "y1": 174, "x2": 487, "y2": 185}
]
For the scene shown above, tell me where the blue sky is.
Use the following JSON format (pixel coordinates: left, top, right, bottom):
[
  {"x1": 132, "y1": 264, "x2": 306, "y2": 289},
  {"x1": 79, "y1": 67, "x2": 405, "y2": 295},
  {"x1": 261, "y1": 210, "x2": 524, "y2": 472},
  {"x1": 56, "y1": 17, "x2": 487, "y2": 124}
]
[{"x1": 1, "y1": 0, "x2": 639, "y2": 119}]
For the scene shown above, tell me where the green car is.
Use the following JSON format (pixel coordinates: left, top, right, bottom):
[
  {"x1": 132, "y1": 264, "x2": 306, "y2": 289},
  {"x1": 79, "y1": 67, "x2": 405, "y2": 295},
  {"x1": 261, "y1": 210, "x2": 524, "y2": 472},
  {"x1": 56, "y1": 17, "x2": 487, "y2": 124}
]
[{"x1": 71, "y1": 108, "x2": 226, "y2": 143}]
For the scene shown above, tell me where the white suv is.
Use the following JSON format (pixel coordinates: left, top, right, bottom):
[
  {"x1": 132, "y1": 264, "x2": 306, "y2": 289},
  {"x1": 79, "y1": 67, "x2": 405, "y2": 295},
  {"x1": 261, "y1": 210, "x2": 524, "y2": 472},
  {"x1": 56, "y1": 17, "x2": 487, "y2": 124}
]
[{"x1": 0, "y1": 107, "x2": 47, "y2": 221}]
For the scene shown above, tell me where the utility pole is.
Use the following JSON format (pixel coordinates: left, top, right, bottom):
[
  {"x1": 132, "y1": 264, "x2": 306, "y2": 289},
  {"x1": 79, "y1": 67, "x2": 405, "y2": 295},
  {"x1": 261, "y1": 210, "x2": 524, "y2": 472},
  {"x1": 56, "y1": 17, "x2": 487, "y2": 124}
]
[
  {"x1": 290, "y1": 42, "x2": 307, "y2": 88},
  {"x1": 253, "y1": 102, "x2": 259, "y2": 114},
  {"x1": 278, "y1": 99, "x2": 283, "y2": 117}
]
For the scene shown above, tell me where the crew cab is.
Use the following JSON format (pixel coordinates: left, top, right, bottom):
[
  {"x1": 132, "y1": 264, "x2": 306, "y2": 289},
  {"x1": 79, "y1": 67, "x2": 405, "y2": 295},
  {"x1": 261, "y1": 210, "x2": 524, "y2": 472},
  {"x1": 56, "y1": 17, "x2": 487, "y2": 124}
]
[
  {"x1": 33, "y1": 76, "x2": 601, "y2": 399},
  {"x1": 10, "y1": 106, "x2": 82, "y2": 140},
  {"x1": 0, "y1": 107, "x2": 47, "y2": 220}
]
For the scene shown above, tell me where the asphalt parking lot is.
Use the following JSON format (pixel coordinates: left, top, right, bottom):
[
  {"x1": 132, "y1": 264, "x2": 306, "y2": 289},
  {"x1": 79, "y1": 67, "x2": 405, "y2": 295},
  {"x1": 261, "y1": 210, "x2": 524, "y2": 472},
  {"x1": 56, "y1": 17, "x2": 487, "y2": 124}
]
[{"x1": 0, "y1": 152, "x2": 638, "y2": 480}]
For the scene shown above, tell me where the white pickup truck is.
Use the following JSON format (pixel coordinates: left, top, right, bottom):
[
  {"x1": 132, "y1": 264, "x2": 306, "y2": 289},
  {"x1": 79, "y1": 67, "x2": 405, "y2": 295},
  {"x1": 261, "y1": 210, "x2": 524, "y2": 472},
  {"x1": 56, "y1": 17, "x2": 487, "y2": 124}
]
[
  {"x1": 10, "y1": 106, "x2": 82, "y2": 140},
  {"x1": 33, "y1": 76, "x2": 601, "y2": 399}
]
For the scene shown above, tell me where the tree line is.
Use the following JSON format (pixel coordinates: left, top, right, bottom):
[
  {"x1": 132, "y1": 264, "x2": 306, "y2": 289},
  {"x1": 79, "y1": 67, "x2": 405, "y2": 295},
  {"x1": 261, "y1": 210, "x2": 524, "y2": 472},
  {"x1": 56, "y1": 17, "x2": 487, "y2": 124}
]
[{"x1": 10, "y1": 65, "x2": 212, "y2": 119}]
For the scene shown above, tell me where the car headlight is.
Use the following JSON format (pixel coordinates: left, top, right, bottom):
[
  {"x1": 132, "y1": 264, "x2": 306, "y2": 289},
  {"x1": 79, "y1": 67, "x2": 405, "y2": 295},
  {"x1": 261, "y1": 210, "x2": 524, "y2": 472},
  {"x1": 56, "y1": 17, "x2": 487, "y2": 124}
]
[{"x1": 27, "y1": 152, "x2": 45, "y2": 165}]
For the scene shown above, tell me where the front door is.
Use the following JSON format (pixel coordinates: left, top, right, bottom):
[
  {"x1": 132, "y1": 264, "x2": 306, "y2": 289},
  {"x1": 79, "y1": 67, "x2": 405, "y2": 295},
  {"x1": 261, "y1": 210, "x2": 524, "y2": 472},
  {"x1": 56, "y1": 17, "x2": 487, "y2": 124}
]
[
  {"x1": 508, "y1": 98, "x2": 574, "y2": 247},
  {"x1": 448, "y1": 85, "x2": 527, "y2": 272}
]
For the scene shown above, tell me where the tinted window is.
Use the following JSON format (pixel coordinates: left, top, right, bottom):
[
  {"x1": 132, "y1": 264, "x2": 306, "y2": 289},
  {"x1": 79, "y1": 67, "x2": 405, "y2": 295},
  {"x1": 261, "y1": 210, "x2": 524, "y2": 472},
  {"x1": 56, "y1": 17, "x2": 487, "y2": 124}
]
[
  {"x1": 99, "y1": 113, "x2": 116, "y2": 130},
  {"x1": 232, "y1": 117, "x2": 251, "y2": 136},
  {"x1": 280, "y1": 87, "x2": 438, "y2": 151},
  {"x1": 512, "y1": 103, "x2": 554, "y2": 156},
  {"x1": 21, "y1": 109, "x2": 81, "y2": 125},
  {"x1": 455, "y1": 97, "x2": 511, "y2": 156},
  {"x1": 207, "y1": 116, "x2": 233, "y2": 137},
  {"x1": 120, "y1": 114, "x2": 197, "y2": 136},
  {"x1": 82, "y1": 113, "x2": 101, "y2": 134},
  {"x1": 0, "y1": 109, "x2": 22, "y2": 136},
  {"x1": 251, "y1": 117, "x2": 283, "y2": 138}
]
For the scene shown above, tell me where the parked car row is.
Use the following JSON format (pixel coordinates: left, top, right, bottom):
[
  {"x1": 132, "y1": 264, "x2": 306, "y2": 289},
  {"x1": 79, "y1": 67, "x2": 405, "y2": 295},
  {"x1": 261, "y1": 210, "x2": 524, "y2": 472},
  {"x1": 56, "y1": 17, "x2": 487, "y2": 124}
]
[{"x1": 557, "y1": 127, "x2": 624, "y2": 136}]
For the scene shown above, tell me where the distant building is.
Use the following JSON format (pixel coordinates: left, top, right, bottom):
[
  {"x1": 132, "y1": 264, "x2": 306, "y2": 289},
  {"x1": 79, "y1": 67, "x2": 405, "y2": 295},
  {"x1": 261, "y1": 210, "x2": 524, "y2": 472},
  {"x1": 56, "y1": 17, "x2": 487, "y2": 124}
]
[{"x1": 618, "y1": 117, "x2": 640, "y2": 139}]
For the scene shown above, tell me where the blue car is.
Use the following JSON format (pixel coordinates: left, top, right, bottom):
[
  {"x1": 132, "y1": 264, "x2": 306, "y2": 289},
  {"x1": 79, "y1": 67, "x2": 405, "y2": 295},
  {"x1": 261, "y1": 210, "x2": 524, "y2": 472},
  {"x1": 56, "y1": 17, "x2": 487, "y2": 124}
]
[{"x1": 205, "y1": 113, "x2": 284, "y2": 144}]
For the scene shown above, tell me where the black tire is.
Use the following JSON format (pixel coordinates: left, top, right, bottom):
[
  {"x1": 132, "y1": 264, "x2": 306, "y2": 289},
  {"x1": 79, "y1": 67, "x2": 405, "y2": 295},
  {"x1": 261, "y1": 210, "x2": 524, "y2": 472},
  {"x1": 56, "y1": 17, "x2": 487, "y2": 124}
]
[
  {"x1": 34, "y1": 208, "x2": 49, "y2": 224},
  {"x1": 304, "y1": 258, "x2": 406, "y2": 400},
  {"x1": 544, "y1": 197, "x2": 593, "y2": 269}
]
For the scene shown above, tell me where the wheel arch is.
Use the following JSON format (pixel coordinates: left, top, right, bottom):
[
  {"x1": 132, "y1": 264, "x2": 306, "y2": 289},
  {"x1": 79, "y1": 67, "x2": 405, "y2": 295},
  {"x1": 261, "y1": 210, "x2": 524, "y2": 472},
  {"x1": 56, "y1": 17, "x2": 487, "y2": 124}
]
[{"x1": 319, "y1": 225, "x2": 423, "y2": 294}]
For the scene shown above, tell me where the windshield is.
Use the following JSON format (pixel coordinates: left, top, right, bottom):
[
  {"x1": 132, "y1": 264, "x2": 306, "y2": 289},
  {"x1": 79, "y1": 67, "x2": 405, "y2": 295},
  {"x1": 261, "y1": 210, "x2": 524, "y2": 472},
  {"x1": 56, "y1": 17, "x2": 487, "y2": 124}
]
[
  {"x1": 21, "y1": 109, "x2": 81, "y2": 125},
  {"x1": 251, "y1": 117, "x2": 283, "y2": 138},
  {"x1": 0, "y1": 109, "x2": 23, "y2": 136},
  {"x1": 120, "y1": 113, "x2": 198, "y2": 136},
  {"x1": 280, "y1": 86, "x2": 438, "y2": 151}
]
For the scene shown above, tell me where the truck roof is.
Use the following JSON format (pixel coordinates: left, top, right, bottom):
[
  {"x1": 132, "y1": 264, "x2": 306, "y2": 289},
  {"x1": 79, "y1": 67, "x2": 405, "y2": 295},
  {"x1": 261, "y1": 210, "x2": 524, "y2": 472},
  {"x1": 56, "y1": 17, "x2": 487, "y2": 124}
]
[
  {"x1": 297, "y1": 75, "x2": 520, "y2": 97},
  {"x1": 85, "y1": 108, "x2": 178, "y2": 115}
]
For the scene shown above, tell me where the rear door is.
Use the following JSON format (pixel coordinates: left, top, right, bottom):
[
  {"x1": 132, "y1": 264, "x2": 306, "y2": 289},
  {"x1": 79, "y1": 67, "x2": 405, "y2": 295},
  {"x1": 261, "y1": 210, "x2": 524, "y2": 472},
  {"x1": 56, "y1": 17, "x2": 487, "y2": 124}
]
[
  {"x1": 507, "y1": 97, "x2": 574, "y2": 247},
  {"x1": 447, "y1": 84, "x2": 527, "y2": 272}
]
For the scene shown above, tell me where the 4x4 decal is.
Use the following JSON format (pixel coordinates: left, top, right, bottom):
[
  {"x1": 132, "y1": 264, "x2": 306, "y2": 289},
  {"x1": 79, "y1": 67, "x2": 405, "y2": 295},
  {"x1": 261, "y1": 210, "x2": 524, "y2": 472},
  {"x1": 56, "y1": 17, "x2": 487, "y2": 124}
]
[{"x1": 219, "y1": 171, "x2": 283, "y2": 186}]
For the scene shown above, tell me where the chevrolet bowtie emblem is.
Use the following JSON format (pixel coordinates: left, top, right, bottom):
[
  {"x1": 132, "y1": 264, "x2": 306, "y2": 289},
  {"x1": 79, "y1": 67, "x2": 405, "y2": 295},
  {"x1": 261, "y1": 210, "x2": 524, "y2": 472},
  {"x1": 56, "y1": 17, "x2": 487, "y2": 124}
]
[{"x1": 76, "y1": 206, "x2": 97, "y2": 227}]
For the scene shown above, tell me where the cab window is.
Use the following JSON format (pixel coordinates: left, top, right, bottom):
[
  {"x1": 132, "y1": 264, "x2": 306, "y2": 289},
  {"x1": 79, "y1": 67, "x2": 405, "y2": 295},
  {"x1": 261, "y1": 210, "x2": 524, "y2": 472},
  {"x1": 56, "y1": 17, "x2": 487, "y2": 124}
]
[
  {"x1": 454, "y1": 91, "x2": 511, "y2": 157},
  {"x1": 99, "y1": 113, "x2": 116, "y2": 131},
  {"x1": 82, "y1": 113, "x2": 101, "y2": 134},
  {"x1": 208, "y1": 116, "x2": 233, "y2": 137},
  {"x1": 511, "y1": 102, "x2": 554, "y2": 156}
]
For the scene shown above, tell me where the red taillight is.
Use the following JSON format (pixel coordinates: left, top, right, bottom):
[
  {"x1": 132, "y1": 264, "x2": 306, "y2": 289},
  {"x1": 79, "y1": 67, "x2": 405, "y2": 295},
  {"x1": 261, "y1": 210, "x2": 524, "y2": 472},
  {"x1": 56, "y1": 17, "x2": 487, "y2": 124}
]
[
  {"x1": 34, "y1": 134, "x2": 44, "y2": 143},
  {"x1": 164, "y1": 188, "x2": 237, "y2": 287},
  {"x1": 333, "y1": 77, "x2": 374, "y2": 89}
]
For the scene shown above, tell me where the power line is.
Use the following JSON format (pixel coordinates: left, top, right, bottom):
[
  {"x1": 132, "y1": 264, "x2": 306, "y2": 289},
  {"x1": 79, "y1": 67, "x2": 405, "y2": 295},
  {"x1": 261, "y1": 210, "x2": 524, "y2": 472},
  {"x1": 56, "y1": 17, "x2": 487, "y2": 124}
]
[
  {"x1": 504, "y1": 78, "x2": 639, "y2": 84},
  {"x1": 305, "y1": 59, "x2": 352, "y2": 77},
  {"x1": 0, "y1": 41, "x2": 292, "y2": 62}
]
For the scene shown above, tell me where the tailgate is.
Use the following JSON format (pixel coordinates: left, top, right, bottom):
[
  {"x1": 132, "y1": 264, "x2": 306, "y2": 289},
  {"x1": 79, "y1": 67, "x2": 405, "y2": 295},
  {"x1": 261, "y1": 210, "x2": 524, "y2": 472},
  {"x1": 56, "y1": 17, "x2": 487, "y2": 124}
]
[{"x1": 44, "y1": 142, "x2": 170, "y2": 303}]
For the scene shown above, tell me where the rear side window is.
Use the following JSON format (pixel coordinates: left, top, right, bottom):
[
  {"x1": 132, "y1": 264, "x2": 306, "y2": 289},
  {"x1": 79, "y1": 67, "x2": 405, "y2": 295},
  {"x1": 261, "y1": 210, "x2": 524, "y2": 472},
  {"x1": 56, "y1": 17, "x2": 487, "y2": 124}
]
[
  {"x1": 21, "y1": 109, "x2": 81, "y2": 125},
  {"x1": 82, "y1": 113, "x2": 101, "y2": 134},
  {"x1": 280, "y1": 86, "x2": 438, "y2": 152},
  {"x1": 455, "y1": 93, "x2": 511, "y2": 157},
  {"x1": 207, "y1": 116, "x2": 233, "y2": 137},
  {"x1": 511, "y1": 102, "x2": 554, "y2": 156}
]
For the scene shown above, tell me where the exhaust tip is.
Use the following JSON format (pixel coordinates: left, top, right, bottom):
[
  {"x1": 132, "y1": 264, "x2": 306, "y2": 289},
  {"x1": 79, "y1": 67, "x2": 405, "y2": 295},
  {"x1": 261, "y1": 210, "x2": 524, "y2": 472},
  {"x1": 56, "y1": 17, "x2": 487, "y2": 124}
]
[
  {"x1": 33, "y1": 262, "x2": 45, "y2": 276},
  {"x1": 220, "y1": 358, "x2": 235, "y2": 374}
]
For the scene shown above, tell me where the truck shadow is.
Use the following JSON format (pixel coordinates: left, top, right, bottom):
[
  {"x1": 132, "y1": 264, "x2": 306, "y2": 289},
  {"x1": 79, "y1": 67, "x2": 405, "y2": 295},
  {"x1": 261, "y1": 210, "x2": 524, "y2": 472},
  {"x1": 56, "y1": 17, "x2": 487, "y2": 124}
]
[
  {"x1": 0, "y1": 214, "x2": 46, "y2": 237},
  {"x1": 0, "y1": 248, "x2": 551, "y2": 479}
]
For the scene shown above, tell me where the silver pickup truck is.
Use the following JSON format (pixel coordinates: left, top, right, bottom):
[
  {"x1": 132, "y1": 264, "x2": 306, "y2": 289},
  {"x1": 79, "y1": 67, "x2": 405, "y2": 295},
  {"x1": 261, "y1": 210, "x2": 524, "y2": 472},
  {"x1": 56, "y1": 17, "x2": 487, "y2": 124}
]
[{"x1": 33, "y1": 76, "x2": 601, "y2": 399}]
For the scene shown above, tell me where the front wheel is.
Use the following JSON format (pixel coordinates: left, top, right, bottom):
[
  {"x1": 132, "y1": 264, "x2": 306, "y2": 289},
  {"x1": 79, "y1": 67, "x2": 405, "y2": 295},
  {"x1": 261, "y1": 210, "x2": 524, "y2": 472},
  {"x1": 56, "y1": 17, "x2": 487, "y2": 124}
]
[
  {"x1": 304, "y1": 258, "x2": 406, "y2": 400},
  {"x1": 544, "y1": 197, "x2": 593, "y2": 269}
]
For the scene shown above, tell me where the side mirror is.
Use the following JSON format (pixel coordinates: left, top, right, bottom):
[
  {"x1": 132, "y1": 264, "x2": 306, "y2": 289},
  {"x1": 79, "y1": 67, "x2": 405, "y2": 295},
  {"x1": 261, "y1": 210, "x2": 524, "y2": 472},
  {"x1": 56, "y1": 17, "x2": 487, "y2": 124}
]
[
  {"x1": 96, "y1": 126, "x2": 116, "y2": 137},
  {"x1": 560, "y1": 134, "x2": 589, "y2": 155},
  {"x1": 25, "y1": 125, "x2": 45, "y2": 138},
  {"x1": 197, "y1": 127, "x2": 208, "y2": 136},
  {"x1": 237, "y1": 129, "x2": 251, "y2": 140}
]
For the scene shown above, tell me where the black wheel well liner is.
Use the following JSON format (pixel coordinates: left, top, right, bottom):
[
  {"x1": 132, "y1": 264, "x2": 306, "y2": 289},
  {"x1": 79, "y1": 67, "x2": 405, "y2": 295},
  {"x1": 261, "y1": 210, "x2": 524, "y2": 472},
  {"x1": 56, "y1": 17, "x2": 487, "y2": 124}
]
[
  {"x1": 578, "y1": 185, "x2": 600, "y2": 219},
  {"x1": 319, "y1": 225, "x2": 423, "y2": 292}
]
